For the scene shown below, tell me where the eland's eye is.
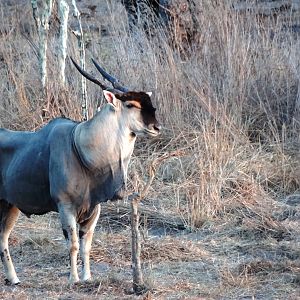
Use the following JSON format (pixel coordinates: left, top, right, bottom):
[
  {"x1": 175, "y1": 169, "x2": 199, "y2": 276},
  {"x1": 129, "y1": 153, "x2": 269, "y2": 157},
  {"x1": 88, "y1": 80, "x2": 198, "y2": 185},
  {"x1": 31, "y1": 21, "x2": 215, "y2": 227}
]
[{"x1": 126, "y1": 103, "x2": 134, "y2": 109}]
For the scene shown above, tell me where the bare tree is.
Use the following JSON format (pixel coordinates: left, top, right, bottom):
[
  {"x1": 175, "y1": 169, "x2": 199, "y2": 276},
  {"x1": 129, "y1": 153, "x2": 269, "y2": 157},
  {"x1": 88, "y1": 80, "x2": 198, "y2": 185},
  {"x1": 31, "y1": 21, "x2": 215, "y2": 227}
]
[
  {"x1": 71, "y1": 0, "x2": 88, "y2": 120},
  {"x1": 58, "y1": 0, "x2": 69, "y2": 87},
  {"x1": 31, "y1": 0, "x2": 88, "y2": 119},
  {"x1": 31, "y1": 0, "x2": 54, "y2": 96}
]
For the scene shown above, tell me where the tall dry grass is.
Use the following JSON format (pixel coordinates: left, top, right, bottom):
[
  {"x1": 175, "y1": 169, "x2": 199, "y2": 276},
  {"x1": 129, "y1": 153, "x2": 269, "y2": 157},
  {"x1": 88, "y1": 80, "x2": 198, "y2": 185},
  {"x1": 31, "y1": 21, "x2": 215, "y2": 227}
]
[{"x1": 0, "y1": 0, "x2": 300, "y2": 230}]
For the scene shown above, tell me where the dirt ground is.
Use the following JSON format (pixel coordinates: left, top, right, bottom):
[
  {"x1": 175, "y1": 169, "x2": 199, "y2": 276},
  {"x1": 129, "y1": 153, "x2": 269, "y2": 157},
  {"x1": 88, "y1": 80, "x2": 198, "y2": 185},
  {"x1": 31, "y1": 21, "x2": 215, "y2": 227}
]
[{"x1": 0, "y1": 198, "x2": 299, "y2": 299}]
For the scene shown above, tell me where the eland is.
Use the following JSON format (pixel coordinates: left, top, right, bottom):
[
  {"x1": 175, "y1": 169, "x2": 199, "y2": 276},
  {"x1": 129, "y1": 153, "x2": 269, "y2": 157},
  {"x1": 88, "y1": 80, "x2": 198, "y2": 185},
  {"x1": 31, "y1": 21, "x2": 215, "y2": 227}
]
[{"x1": 0, "y1": 58, "x2": 160, "y2": 284}]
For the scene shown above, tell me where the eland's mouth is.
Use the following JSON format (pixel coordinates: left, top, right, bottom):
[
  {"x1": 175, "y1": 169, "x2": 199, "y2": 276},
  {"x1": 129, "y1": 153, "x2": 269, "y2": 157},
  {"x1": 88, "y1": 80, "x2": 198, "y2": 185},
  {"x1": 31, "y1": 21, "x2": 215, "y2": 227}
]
[{"x1": 144, "y1": 128, "x2": 160, "y2": 137}]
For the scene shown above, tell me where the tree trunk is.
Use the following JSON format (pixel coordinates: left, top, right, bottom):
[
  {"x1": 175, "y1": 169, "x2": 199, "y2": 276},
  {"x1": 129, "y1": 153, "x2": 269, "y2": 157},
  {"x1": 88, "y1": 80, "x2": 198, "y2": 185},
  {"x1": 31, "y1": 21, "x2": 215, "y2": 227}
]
[
  {"x1": 58, "y1": 0, "x2": 69, "y2": 87},
  {"x1": 71, "y1": 0, "x2": 88, "y2": 121},
  {"x1": 31, "y1": 0, "x2": 53, "y2": 96}
]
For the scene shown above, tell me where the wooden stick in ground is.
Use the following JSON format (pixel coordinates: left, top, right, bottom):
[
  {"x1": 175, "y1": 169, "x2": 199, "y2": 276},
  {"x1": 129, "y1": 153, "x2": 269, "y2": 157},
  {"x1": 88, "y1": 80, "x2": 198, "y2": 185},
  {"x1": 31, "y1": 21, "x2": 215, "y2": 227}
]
[
  {"x1": 130, "y1": 150, "x2": 184, "y2": 294},
  {"x1": 130, "y1": 196, "x2": 144, "y2": 294}
]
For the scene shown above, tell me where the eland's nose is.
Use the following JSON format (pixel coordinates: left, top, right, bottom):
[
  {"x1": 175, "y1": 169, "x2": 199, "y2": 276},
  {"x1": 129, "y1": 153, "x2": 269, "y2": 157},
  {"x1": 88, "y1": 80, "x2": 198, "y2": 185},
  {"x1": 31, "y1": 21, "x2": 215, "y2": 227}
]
[
  {"x1": 151, "y1": 124, "x2": 161, "y2": 135},
  {"x1": 153, "y1": 124, "x2": 161, "y2": 132}
]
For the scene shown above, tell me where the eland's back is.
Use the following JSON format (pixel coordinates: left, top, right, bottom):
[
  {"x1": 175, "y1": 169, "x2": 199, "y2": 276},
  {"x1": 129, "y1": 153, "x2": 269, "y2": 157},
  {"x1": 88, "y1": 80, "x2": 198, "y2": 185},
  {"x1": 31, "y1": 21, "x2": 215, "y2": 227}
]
[{"x1": 0, "y1": 118, "x2": 76, "y2": 215}]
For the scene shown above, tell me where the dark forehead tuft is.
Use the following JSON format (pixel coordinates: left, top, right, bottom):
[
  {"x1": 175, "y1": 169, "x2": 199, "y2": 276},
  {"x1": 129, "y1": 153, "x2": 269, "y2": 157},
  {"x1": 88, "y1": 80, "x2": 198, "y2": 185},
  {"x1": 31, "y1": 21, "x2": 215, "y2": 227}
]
[{"x1": 116, "y1": 92, "x2": 155, "y2": 111}]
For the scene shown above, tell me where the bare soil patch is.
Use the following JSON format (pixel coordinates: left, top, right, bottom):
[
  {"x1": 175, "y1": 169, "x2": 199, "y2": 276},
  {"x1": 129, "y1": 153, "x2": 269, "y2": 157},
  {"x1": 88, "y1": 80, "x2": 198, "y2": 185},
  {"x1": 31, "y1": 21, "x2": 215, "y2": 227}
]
[{"x1": 0, "y1": 201, "x2": 299, "y2": 299}]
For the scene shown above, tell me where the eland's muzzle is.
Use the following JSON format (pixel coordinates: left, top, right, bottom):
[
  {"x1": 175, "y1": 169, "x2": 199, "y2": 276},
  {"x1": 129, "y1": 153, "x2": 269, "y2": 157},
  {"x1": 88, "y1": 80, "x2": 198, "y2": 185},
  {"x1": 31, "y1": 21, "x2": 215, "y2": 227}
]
[{"x1": 146, "y1": 124, "x2": 161, "y2": 136}]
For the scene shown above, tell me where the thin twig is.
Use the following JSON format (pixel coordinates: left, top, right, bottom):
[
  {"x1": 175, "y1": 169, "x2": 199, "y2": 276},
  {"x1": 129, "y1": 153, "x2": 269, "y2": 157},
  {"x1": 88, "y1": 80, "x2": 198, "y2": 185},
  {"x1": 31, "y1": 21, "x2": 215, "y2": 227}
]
[{"x1": 130, "y1": 149, "x2": 185, "y2": 294}]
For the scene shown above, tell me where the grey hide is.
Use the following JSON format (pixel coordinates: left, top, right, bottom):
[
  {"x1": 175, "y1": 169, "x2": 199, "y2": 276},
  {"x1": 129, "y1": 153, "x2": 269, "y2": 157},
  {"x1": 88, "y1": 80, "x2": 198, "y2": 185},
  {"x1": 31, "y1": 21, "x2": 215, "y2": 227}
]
[{"x1": 0, "y1": 107, "x2": 131, "y2": 222}]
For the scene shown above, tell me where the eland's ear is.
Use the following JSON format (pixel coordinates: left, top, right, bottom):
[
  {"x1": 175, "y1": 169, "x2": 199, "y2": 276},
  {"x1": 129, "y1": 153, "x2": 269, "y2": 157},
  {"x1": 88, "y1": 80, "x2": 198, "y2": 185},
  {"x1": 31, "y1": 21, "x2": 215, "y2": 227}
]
[
  {"x1": 103, "y1": 90, "x2": 118, "y2": 107},
  {"x1": 146, "y1": 92, "x2": 152, "y2": 97}
]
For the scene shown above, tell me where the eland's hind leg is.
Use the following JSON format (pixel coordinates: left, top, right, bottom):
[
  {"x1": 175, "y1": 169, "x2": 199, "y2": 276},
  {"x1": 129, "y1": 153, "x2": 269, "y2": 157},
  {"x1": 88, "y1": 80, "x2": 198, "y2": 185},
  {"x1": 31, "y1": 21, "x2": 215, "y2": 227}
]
[
  {"x1": 79, "y1": 204, "x2": 100, "y2": 281},
  {"x1": 0, "y1": 200, "x2": 20, "y2": 284}
]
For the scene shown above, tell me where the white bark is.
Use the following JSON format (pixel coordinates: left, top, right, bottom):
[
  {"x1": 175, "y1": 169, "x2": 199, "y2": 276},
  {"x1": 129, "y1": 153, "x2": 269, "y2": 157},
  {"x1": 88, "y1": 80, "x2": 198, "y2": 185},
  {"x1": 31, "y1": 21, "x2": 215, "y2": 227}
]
[
  {"x1": 71, "y1": 0, "x2": 88, "y2": 120},
  {"x1": 31, "y1": 0, "x2": 53, "y2": 94},
  {"x1": 31, "y1": 0, "x2": 40, "y2": 29},
  {"x1": 58, "y1": 0, "x2": 69, "y2": 86}
]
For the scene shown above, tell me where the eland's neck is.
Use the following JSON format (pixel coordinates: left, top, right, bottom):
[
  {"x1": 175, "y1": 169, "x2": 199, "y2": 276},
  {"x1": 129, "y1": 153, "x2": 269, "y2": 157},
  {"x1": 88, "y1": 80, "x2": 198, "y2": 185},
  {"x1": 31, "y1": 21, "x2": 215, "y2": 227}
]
[{"x1": 74, "y1": 105, "x2": 136, "y2": 172}]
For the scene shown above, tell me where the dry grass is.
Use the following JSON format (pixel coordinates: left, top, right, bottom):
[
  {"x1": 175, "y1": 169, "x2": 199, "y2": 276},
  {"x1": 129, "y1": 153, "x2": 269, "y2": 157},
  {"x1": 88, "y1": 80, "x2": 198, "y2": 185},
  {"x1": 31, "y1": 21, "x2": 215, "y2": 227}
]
[{"x1": 1, "y1": 0, "x2": 300, "y2": 298}]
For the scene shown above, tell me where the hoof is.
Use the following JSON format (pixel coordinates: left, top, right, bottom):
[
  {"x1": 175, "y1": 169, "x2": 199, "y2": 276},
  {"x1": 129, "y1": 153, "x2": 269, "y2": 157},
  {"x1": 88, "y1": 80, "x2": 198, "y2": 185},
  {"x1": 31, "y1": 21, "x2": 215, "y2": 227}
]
[
  {"x1": 5, "y1": 277, "x2": 20, "y2": 285},
  {"x1": 69, "y1": 276, "x2": 80, "y2": 284},
  {"x1": 81, "y1": 275, "x2": 91, "y2": 282}
]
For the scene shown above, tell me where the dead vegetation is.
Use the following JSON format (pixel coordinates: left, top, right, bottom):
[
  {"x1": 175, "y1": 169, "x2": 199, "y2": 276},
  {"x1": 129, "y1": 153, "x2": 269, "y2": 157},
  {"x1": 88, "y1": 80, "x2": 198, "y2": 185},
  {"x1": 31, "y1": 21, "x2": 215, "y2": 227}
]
[{"x1": 0, "y1": 0, "x2": 300, "y2": 299}]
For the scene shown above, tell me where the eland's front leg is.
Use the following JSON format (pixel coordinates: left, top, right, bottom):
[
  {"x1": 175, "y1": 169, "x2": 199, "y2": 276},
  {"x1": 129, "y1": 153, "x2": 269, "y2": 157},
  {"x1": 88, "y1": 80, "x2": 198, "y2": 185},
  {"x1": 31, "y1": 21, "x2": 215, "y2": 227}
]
[
  {"x1": 79, "y1": 204, "x2": 100, "y2": 281},
  {"x1": 0, "y1": 201, "x2": 20, "y2": 285},
  {"x1": 58, "y1": 204, "x2": 80, "y2": 283}
]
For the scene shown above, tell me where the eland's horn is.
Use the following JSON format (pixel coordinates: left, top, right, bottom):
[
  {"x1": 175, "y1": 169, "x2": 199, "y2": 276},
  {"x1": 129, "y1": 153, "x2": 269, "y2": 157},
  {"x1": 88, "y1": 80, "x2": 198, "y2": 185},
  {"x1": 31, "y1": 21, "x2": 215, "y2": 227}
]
[
  {"x1": 91, "y1": 58, "x2": 129, "y2": 93},
  {"x1": 70, "y1": 57, "x2": 110, "y2": 91}
]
